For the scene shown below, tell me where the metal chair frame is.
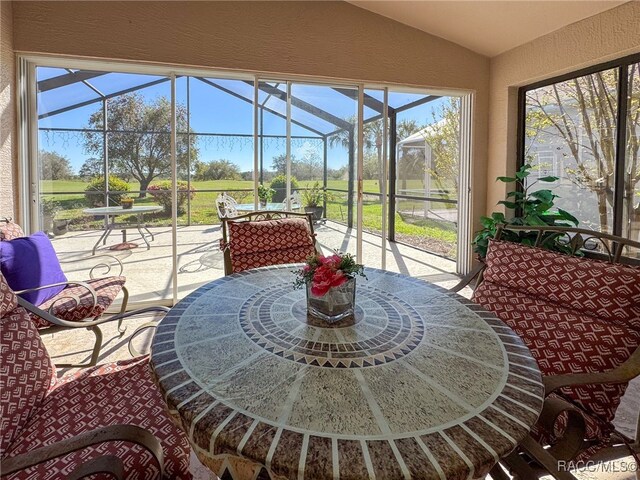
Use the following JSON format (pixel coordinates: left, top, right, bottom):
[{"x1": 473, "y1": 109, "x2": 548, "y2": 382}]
[{"x1": 216, "y1": 192, "x2": 239, "y2": 220}]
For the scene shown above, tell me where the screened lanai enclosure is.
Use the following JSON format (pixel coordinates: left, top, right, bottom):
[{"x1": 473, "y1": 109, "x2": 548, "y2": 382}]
[{"x1": 25, "y1": 60, "x2": 471, "y2": 306}]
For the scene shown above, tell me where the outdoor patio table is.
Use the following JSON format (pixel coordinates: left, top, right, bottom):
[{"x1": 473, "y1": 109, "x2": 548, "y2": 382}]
[
  {"x1": 150, "y1": 265, "x2": 544, "y2": 480},
  {"x1": 83, "y1": 205, "x2": 162, "y2": 255},
  {"x1": 236, "y1": 202, "x2": 285, "y2": 211}
]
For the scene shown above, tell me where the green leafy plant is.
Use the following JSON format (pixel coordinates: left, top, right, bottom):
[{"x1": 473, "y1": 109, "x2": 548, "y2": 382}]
[
  {"x1": 302, "y1": 181, "x2": 333, "y2": 207},
  {"x1": 257, "y1": 184, "x2": 275, "y2": 204},
  {"x1": 473, "y1": 164, "x2": 579, "y2": 258},
  {"x1": 41, "y1": 198, "x2": 61, "y2": 217},
  {"x1": 269, "y1": 174, "x2": 299, "y2": 203},
  {"x1": 84, "y1": 176, "x2": 131, "y2": 207},
  {"x1": 148, "y1": 181, "x2": 196, "y2": 215}
]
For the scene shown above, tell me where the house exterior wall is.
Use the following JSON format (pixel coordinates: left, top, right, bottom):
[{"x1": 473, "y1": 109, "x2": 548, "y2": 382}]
[
  {"x1": 487, "y1": 1, "x2": 640, "y2": 215},
  {"x1": 11, "y1": 0, "x2": 490, "y2": 231},
  {"x1": 1, "y1": 0, "x2": 17, "y2": 219}
]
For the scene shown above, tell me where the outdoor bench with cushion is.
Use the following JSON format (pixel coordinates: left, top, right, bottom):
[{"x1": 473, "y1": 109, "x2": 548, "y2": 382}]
[
  {"x1": 0, "y1": 274, "x2": 192, "y2": 479},
  {"x1": 454, "y1": 225, "x2": 640, "y2": 480}
]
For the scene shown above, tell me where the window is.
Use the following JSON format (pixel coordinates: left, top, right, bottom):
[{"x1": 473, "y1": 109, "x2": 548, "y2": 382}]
[{"x1": 519, "y1": 53, "x2": 640, "y2": 254}]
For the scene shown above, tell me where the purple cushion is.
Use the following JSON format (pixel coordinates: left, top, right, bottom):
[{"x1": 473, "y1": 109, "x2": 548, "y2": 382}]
[{"x1": 0, "y1": 232, "x2": 67, "y2": 305}]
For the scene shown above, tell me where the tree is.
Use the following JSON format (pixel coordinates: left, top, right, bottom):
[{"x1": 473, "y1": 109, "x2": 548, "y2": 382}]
[
  {"x1": 298, "y1": 144, "x2": 323, "y2": 180},
  {"x1": 82, "y1": 93, "x2": 198, "y2": 197},
  {"x1": 328, "y1": 117, "x2": 422, "y2": 193},
  {"x1": 78, "y1": 157, "x2": 102, "y2": 179},
  {"x1": 419, "y1": 99, "x2": 460, "y2": 198},
  {"x1": 193, "y1": 159, "x2": 241, "y2": 181},
  {"x1": 271, "y1": 153, "x2": 304, "y2": 178},
  {"x1": 525, "y1": 65, "x2": 640, "y2": 236},
  {"x1": 40, "y1": 150, "x2": 73, "y2": 180}
]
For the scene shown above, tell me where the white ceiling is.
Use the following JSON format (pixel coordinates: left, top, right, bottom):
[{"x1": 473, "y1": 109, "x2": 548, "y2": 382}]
[{"x1": 348, "y1": 1, "x2": 627, "y2": 57}]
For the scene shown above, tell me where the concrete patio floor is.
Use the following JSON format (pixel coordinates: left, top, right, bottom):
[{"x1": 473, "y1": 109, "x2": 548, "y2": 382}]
[{"x1": 50, "y1": 221, "x2": 460, "y2": 308}]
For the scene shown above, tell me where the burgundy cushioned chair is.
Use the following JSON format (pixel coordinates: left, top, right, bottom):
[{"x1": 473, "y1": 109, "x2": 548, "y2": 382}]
[
  {"x1": 0, "y1": 218, "x2": 25, "y2": 241},
  {"x1": 220, "y1": 211, "x2": 318, "y2": 275},
  {"x1": 0, "y1": 273, "x2": 192, "y2": 479},
  {"x1": 453, "y1": 225, "x2": 640, "y2": 480},
  {"x1": 0, "y1": 220, "x2": 130, "y2": 367}
]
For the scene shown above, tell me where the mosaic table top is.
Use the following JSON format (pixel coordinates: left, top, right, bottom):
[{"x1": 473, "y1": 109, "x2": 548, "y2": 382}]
[{"x1": 150, "y1": 265, "x2": 544, "y2": 480}]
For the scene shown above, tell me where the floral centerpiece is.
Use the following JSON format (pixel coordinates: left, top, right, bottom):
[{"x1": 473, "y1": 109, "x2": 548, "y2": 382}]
[{"x1": 294, "y1": 252, "x2": 365, "y2": 322}]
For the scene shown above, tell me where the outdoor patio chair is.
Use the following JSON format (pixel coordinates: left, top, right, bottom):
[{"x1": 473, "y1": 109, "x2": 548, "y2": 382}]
[
  {"x1": 0, "y1": 274, "x2": 192, "y2": 479},
  {"x1": 220, "y1": 210, "x2": 317, "y2": 275},
  {"x1": 215, "y1": 192, "x2": 239, "y2": 220},
  {"x1": 452, "y1": 225, "x2": 640, "y2": 480},
  {"x1": 0, "y1": 224, "x2": 131, "y2": 367},
  {"x1": 281, "y1": 191, "x2": 302, "y2": 211},
  {"x1": 0, "y1": 217, "x2": 25, "y2": 241}
]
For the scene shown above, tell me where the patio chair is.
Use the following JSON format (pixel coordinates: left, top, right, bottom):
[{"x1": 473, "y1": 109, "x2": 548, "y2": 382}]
[
  {"x1": 0, "y1": 274, "x2": 192, "y2": 479},
  {"x1": 452, "y1": 225, "x2": 640, "y2": 480},
  {"x1": 220, "y1": 210, "x2": 317, "y2": 275},
  {"x1": 0, "y1": 224, "x2": 130, "y2": 367},
  {"x1": 0, "y1": 217, "x2": 25, "y2": 241},
  {"x1": 281, "y1": 191, "x2": 302, "y2": 211},
  {"x1": 215, "y1": 192, "x2": 239, "y2": 220}
]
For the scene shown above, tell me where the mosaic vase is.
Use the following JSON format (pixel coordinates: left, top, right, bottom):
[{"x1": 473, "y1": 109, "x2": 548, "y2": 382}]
[{"x1": 306, "y1": 277, "x2": 356, "y2": 323}]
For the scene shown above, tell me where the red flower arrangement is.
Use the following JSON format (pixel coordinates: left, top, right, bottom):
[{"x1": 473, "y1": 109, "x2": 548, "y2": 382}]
[{"x1": 294, "y1": 252, "x2": 365, "y2": 296}]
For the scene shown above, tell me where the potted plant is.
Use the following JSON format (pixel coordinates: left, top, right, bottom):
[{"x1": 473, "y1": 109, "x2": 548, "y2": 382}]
[
  {"x1": 40, "y1": 198, "x2": 60, "y2": 234},
  {"x1": 121, "y1": 196, "x2": 134, "y2": 209},
  {"x1": 257, "y1": 184, "x2": 275, "y2": 208},
  {"x1": 472, "y1": 164, "x2": 579, "y2": 258},
  {"x1": 302, "y1": 182, "x2": 331, "y2": 221}
]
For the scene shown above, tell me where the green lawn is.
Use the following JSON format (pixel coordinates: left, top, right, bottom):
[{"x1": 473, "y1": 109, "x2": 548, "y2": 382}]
[{"x1": 41, "y1": 179, "x2": 457, "y2": 258}]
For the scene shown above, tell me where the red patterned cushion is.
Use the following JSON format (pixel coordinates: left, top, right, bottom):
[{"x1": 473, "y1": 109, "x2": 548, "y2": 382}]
[
  {"x1": 232, "y1": 246, "x2": 317, "y2": 273},
  {"x1": 483, "y1": 240, "x2": 640, "y2": 329},
  {"x1": 473, "y1": 280, "x2": 640, "y2": 438},
  {"x1": 0, "y1": 307, "x2": 56, "y2": 457},
  {"x1": 4, "y1": 356, "x2": 192, "y2": 479},
  {"x1": 29, "y1": 276, "x2": 126, "y2": 329},
  {"x1": 0, "y1": 222, "x2": 25, "y2": 241},
  {"x1": 0, "y1": 273, "x2": 18, "y2": 317},
  {"x1": 229, "y1": 218, "x2": 315, "y2": 273}
]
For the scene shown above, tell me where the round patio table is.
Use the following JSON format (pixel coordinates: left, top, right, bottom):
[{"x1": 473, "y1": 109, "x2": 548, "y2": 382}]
[
  {"x1": 83, "y1": 205, "x2": 162, "y2": 254},
  {"x1": 236, "y1": 203, "x2": 284, "y2": 211},
  {"x1": 150, "y1": 266, "x2": 543, "y2": 480}
]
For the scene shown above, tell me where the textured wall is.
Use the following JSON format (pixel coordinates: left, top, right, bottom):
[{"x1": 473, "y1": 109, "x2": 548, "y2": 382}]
[
  {"x1": 12, "y1": 0, "x2": 490, "y2": 230},
  {"x1": 1, "y1": 0, "x2": 16, "y2": 219},
  {"x1": 487, "y1": 1, "x2": 640, "y2": 214}
]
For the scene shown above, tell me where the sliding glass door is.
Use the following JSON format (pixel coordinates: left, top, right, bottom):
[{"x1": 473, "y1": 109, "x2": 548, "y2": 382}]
[
  {"x1": 26, "y1": 58, "x2": 470, "y2": 308},
  {"x1": 35, "y1": 66, "x2": 174, "y2": 306}
]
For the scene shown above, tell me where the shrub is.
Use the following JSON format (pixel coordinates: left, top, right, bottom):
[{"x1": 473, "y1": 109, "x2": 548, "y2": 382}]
[
  {"x1": 147, "y1": 180, "x2": 196, "y2": 215},
  {"x1": 269, "y1": 174, "x2": 299, "y2": 202},
  {"x1": 84, "y1": 176, "x2": 130, "y2": 207}
]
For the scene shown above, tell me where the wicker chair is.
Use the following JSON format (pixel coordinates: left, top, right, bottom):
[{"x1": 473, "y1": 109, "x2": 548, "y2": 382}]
[
  {"x1": 1, "y1": 219, "x2": 130, "y2": 367},
  {"x1": 453, "y1": 225, "x2": 640, "y2": 480},
  {"x1": 0, "y1": 274, "x2": 191, "y2": 479},
  {"x1": 220, "y1": 210, "x2": 317, "y2": 275}
]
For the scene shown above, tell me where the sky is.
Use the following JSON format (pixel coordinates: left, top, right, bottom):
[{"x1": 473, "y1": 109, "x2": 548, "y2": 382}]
[{"x1": 37, "y1": 67, "x2": 450, "y2": 175}]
